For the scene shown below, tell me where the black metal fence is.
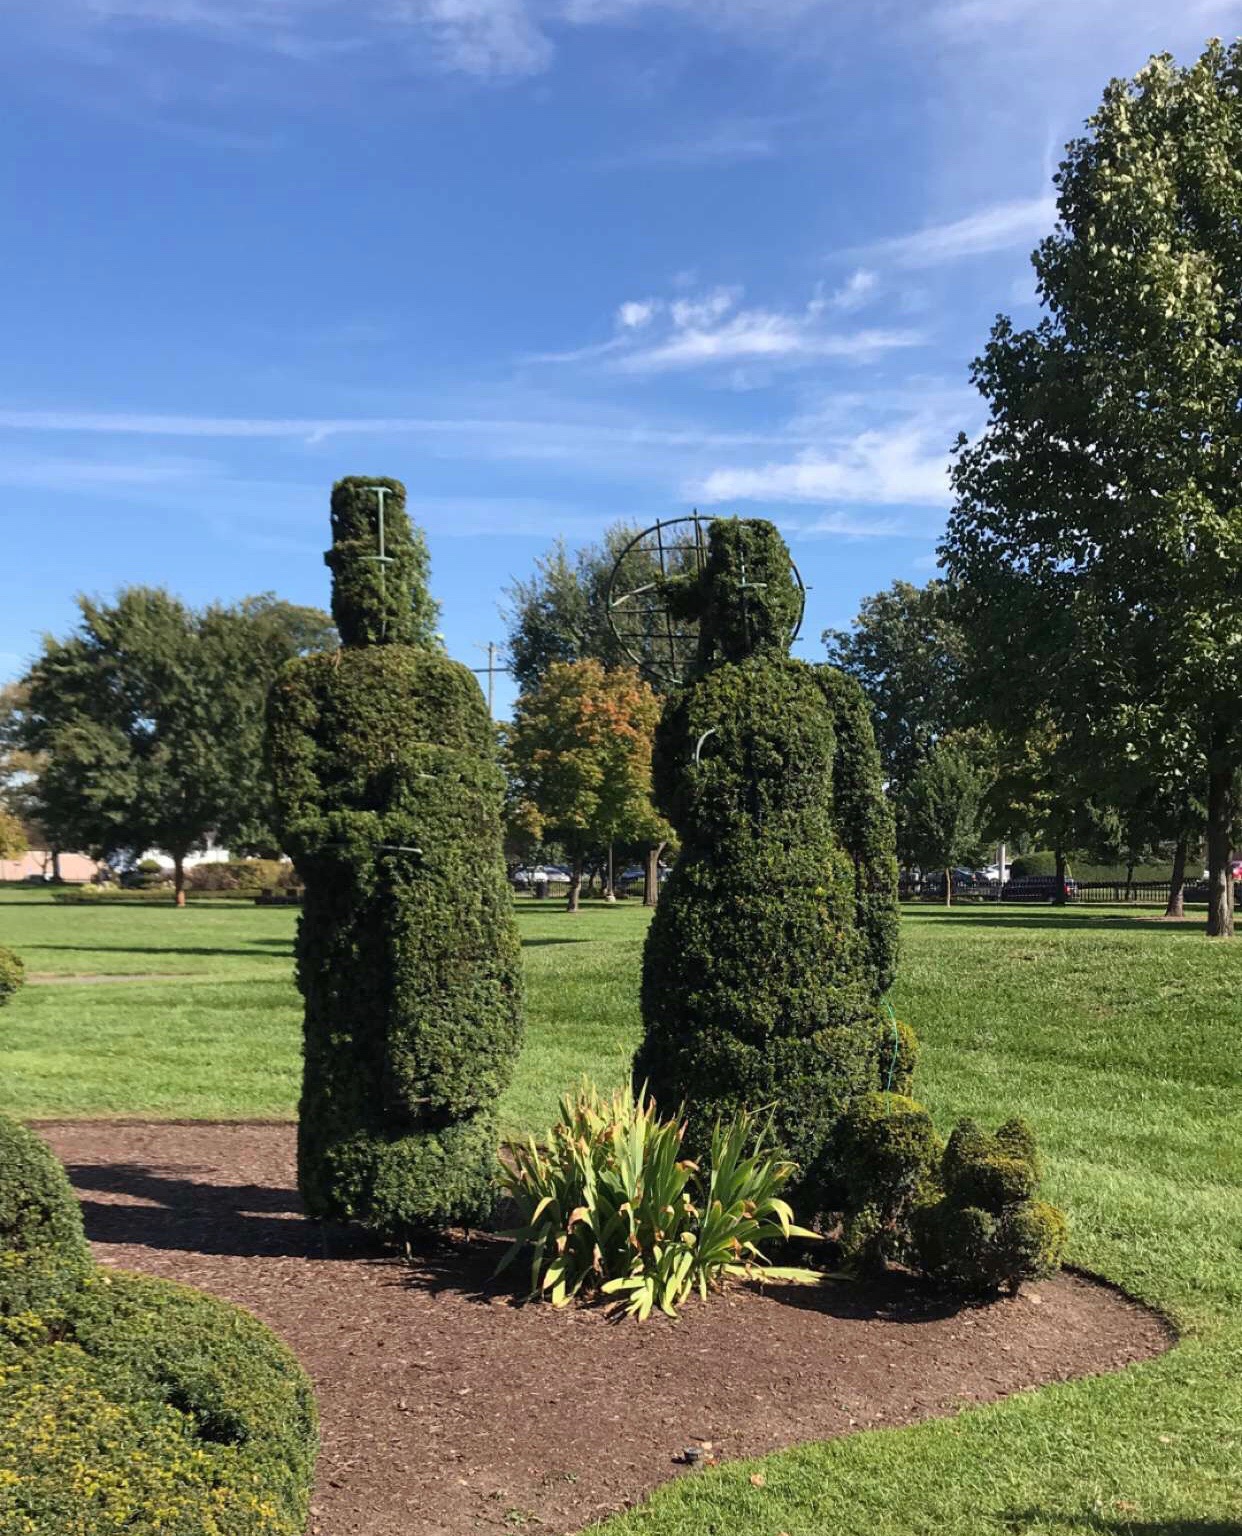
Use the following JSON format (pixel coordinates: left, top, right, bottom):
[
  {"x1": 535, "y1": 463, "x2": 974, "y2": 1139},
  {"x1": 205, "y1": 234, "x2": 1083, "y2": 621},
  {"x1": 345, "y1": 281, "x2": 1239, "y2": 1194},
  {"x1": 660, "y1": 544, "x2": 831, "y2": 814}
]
[{"x1": 900, "y1": 878, "x2": 1231, "y2": 906}]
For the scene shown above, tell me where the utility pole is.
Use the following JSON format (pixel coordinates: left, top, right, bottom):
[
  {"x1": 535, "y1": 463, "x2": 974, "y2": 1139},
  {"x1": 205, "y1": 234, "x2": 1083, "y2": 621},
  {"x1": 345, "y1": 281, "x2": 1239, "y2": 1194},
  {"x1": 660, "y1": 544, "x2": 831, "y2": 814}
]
[{"x1": 471, "y1": 642, "x2": 510, "y2": 719}]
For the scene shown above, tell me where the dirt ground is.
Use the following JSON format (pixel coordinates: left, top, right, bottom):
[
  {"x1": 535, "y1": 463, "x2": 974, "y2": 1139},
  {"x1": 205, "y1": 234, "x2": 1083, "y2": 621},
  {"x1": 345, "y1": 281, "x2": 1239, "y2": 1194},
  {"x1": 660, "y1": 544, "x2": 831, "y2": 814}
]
[{"x1": 35, "y1": 1120, "x2": 1172, "y2": 1536}]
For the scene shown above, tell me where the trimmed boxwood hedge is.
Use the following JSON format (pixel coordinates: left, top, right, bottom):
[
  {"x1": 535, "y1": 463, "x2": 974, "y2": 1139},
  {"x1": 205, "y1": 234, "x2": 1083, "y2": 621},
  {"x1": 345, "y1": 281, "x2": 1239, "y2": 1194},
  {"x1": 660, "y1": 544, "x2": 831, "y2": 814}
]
[
  {"x1": 268, "y1": 477, "x2": 522, "y2": 1238},
  {"x1": 0, "y1": 1116, "x2": 317, "y2": 1534},
  {"x1": 634, "y1": 519, "x2": 898, "y2": 1203}
]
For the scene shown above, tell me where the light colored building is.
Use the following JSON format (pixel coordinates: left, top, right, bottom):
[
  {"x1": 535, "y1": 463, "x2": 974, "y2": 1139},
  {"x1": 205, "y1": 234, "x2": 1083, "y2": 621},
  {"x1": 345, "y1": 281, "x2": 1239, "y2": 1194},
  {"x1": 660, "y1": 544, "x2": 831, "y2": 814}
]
[{"x1": 0, "y1": 850, "x2": 104, "y2": 883}]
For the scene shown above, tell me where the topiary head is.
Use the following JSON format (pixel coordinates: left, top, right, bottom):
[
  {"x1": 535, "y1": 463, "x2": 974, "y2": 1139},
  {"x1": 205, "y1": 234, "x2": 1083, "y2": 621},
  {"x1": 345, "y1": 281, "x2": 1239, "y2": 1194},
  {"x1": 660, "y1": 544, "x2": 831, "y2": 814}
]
[
  {"x1": 0, "y1": 1114, "x2": 92, "y2": 1314},
  {"x1": 667, "y1": 518, "x2": 802, "y2": 667},
  {"x1": 941, "y1": 1117, "x2": 1039, "y2": 1211},
  {"x1": 324, "y1": 476, "x2": 439, "y2": 648},
  {"x1": 835, "y1": 1091, "x2": 941, "y2": 1200}
]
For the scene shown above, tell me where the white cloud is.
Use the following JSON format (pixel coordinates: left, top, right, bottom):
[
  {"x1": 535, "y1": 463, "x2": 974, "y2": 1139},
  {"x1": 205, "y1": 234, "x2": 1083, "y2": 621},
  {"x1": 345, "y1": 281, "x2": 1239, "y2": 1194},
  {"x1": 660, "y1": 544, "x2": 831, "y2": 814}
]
[
  {"x1": 533, "y1": 282, "x2": 924, "y2": 376},
  {"x1": 692, "y1": 420, "x2": 953, "y2": 507},
  {"x1": 616, "y1": 299, "x2": 658, "y2": 329},
  {"x1": 860, "y1": 195, "x2": 1056, "y2": 268},
  {"x1": 0, "y1": 404, "x2": 798, "y2": 451},
  {"x1": 618, "y1": 311, "x2": 921, "y2": 374},
  {"x1": 668, "y1": 287, "x2": 741, "y2": 330},
  {"x1": 819, "y1": 268, "x2": 878, "y2": 313}
]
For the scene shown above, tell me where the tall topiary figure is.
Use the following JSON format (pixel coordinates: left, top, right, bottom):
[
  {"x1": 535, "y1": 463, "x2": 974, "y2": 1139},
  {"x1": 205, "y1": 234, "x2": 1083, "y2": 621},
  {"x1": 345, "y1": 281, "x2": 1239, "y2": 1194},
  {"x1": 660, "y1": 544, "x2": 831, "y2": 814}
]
[
  {"x1": 267, "y1": 477, "x2": 522, "y2": 1238},
  {"x1": 633, "y1": 518, "x2": 898, "y2": 1201}
]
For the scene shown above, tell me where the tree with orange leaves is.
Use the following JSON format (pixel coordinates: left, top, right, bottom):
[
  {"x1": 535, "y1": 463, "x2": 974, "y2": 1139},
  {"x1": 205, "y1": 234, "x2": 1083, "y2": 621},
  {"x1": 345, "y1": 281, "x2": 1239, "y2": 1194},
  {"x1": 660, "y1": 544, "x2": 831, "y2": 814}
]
[{"x1": 505, "y1": 659, "x2": 669, "y2": 912}]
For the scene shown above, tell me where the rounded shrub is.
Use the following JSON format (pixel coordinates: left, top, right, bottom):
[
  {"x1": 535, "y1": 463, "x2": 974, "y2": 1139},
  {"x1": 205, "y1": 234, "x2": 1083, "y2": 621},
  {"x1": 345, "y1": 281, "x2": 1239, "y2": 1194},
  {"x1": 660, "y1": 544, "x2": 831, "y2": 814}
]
[
  {"x1": 0, "y1": 946, "x2": 24, "y2": 1008},
  {"x1": 633, "y1": 518, "x2": 898, "y2": 1205},
  {"x1": 268, "y1": 477, "x2": 523, "y2": 1238},
  {"x1": 833, "y1": 1091, "x2": 941, "y2": 1270},
  {"x1": 0, "y1": 1114, "x2": 92, "y2": 1315},
  {"x1": 915, "y1": 1116, "x2": 1067, "y2": 1294},
  {"x1": 0, "y1": 1272, "x2": 317, "y2": 1535},
  {"x1": 0, "y1": 1116, "x2": 317, "y2": 1534}
]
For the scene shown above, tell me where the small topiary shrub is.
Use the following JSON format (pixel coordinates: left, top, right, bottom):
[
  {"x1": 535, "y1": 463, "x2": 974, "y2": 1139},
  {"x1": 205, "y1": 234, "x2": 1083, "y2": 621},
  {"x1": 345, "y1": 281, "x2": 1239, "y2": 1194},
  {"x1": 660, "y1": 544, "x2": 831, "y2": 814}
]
[
  {"x1": 0, "y1": 947, "x2": 23, "y2": 1008},
  {"x1": 0, "y1": 1115, "x2": 317, "y2": 1534},
  {"x1": 0, "y1": 1115, "x2": 92, "y2": 1315},
  {"x1": 915, "y1": 1117, "x2": 1067, "y2": 1294},
  {"x1": 833, "y1": 1091, "x2": 941, "y2": 1271},
  {"x1": 497, "y1": 1081, "x2": 812, "y2": 1319}
]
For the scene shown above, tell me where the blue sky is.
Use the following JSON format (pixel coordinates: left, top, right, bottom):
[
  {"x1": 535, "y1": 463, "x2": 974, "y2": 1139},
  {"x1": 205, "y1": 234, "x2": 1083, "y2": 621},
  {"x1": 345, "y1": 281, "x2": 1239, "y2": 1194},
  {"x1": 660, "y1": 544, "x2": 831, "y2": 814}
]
[{"x1": 4, "y1": 0, "x2": 1239, "y2": 717}]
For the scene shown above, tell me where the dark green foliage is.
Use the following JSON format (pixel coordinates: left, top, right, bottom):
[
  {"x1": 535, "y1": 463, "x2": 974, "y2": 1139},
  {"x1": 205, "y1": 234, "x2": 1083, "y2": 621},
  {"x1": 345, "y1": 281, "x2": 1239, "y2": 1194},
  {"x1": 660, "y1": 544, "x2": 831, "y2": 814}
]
[
  {"x1": 15, "y1": 588, "x2": 334, "y2": 892},
  {"x1": 916, "y1": 1116, "x2": 1067, "y2": 1294},
  {"x1": 833, "y1": 1091, "x2": 941, "y2": 1270},
  {"x1": 822, "y1": 579, "x2": 967, "y2": 812},
  {"x1": 634, "y1": 520, "x2": 898, "y2": 1202},
  {"x1": 0, "y1": 1115, "x2": 91, "y2": 1315},
  {"x1": 268, "y1": 478, "x2": 522, "y2": 1238},
  {"x1": 0, "y1": 947, "x2": 23, "y2": 1008},
  {"x1": 325, "y1": 477, "x2": 439, "y2": 648},
  {"x1": 874, "y1": 1015, "x2": 918, "y2": 1095}
]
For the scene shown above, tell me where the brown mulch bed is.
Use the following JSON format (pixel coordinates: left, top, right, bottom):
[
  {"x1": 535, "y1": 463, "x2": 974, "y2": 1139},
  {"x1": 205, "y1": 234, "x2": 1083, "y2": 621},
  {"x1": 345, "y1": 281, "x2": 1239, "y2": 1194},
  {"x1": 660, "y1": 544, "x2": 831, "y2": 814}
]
[{"x1": 34, "y1": 1120, "x2": 1172, "y2": 1536}]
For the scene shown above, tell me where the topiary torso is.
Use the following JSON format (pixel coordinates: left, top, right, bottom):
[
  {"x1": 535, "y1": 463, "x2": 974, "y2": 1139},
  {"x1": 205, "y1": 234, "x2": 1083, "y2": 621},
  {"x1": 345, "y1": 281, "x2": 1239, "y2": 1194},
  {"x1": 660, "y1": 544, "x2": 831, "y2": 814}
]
[
  {"x1": 633, "y1": 520, "x2": 897, "y2": 1199},
  {"x1": 267, "y1": 479, "x2": 522, "y2": 1237}
]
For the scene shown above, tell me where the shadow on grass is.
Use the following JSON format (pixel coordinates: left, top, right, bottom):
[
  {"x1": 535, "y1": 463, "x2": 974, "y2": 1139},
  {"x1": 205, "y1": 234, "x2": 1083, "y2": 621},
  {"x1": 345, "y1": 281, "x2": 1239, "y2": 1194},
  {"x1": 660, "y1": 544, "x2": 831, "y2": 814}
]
[
  {"x1": 1003, "y1": 1516, "x2": 1240, "y2": 1535},
  {"x1": 29, "y1": 942, "x2": 294, "y2": 960},
  {"x1": 66, "y1": 1161, "x2": 379, "y2": 1261}
]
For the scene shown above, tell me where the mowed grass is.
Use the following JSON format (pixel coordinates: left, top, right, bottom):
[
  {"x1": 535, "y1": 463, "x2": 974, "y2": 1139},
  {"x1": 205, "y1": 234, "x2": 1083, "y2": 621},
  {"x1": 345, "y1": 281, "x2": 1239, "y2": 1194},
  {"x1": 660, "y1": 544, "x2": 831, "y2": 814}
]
[
  {"x1": 1, "y1": 889, "x2": 1239, "y2": 1535},
  {"x1": 0, "y1": 889, "x2": 644, "y2": 1129}
]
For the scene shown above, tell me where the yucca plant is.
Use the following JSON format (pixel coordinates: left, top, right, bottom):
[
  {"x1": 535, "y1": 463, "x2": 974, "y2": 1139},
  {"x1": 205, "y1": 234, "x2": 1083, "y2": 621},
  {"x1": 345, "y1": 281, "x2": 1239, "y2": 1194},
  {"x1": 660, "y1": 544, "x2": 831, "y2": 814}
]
[{"x1": 496, "y1": 1080, "x2": 813, "y2": 1319}]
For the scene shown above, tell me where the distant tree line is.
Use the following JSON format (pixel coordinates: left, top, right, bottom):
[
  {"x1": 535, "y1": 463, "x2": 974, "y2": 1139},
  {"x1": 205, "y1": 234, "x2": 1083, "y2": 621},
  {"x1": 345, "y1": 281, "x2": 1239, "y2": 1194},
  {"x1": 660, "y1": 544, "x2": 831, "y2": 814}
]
[{"x1": 1, "y1": 590, "x2": 336, "y2": 903}]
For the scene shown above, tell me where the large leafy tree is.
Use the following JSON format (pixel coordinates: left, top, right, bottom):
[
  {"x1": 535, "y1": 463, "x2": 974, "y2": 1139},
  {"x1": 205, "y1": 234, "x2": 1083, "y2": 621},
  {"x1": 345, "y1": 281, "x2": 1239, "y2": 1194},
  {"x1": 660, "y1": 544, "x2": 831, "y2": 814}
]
[
  {"x1": 823, "y1": 580, "x2": 966, "y2": 798},
  {"x1": 505, "y1": 659, "x2": 669, "y2": 912},
  {"x1": 504, "y1": 521, "x2": 702, "y2": 695},
  {"x1": 943, "y1": 42, "x2": 1242, "y2": 935},
  {"x1": 823, "y1": 579, "x2": 968, "y2": 867},
  {"x1": 16, "y1": 588, "x2": 333, "y2": 901},
  {"x1": 901, "y1": 738, "x2": 992, "y2": 905}
]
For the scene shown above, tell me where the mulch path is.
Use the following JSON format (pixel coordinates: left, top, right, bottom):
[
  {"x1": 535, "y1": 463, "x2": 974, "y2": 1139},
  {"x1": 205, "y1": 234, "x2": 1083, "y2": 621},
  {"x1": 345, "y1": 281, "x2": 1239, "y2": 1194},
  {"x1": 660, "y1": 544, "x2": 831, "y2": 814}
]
[{"x1": 34, "y1": 1121, "x2": 1172, "y2": 1536}]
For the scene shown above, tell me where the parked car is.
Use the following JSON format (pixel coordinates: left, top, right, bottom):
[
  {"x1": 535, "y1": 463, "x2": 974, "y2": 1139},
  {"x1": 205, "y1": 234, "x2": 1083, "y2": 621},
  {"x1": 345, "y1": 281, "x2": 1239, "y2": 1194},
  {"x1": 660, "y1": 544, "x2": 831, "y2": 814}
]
[
  {"x1": 914, "y1": 867, "x2": 991, "y2": 896},
  {"x1": 1001, "y1": 874, "x2": 1077, "y2": 902}
]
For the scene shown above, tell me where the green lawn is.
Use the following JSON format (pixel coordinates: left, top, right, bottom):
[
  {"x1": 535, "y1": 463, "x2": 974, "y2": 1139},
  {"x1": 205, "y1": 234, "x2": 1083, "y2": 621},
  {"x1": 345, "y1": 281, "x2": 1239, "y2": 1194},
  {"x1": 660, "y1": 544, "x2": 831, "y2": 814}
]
[{"x1": 0, "y1": 890, "x2": 1238, "y2": 1535}]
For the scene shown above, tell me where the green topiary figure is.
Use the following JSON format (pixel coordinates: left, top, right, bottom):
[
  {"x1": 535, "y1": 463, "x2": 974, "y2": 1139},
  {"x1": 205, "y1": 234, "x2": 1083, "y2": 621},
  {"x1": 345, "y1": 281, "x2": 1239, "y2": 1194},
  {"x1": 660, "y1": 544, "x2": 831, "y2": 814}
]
[
  {"x1": 267, "y1": 477, "x2": 522, "y2": 1238},
  {"x1": 633, "y1": 518, "x2": 898, "y2": 1203},
  {"x1": 0, "y1": 1113, "x2": 92, "y2": 1315},
  {"x1": 833, "y1": 1091, "x2": 941, "y2": 1271},
  {"x1": 0, "y1": 946, "x2": 24, "y2": 1008},
  {"x1": 915, "y1": 1116, "x2": 1067, "y2": 1294}
]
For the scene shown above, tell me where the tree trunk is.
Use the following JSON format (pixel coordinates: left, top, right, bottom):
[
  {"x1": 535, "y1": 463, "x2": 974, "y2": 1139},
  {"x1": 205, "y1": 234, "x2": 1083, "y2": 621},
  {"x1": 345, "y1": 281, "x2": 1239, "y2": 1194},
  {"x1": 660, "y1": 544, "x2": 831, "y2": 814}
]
[
  {"x1": 1124, "y1": 861, "x2": 1135, "y2": 902},
  {"x1": 566, "y1": 857, "x2": 583, "y2": 914},
  {"x1": 643, "y1": 841, "x2": 665, "y2": 908},
  {"x1": 1206, "y1": 768, "x2": 1235, "y2": 937},
  {"x1": 603, "y1": 843, "x2": 616, "y2": 903},
  {"x1": 1053, "y1": 845, "x2": 1067, "y2": 906},
  {"x1": 944, "y1": 866, "x2": 952, "y2": 908},
  {"x1": 173, "y1": 853, "x2": 187, "y2": 908},
  {"x1": 1163, "y1": 834, "x2": 1188, "y2": 920},
  {"x1": 51, "y1": 849, "x2": 62, "y2": 883}
]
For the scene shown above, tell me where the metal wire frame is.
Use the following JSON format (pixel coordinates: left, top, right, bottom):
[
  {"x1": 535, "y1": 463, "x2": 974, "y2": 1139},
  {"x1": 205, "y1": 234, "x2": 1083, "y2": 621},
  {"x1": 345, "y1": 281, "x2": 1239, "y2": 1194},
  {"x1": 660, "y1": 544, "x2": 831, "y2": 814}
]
[{"x1": 605, "y1": 514, "x2": 807, "y2": 686}]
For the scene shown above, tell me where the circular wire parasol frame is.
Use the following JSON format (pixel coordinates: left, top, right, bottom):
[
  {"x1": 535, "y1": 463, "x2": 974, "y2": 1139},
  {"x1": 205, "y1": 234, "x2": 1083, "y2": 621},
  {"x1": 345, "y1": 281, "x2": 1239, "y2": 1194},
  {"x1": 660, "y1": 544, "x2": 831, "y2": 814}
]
[{"x1": 605, "y1": 514, "x2": 806, "y2": 687}]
